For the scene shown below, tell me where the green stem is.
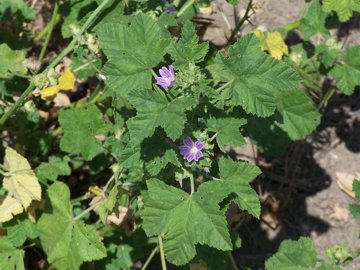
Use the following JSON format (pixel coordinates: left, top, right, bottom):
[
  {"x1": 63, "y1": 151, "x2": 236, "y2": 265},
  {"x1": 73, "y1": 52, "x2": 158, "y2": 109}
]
[
  {"x1": 158, "y1": 236, "x2": 167, "y2": 270},
  {"x1": 141, "y1": 246, "x2": 159, "y2": 270},
  {"x1": 319, "y1": 88, "x2": 336, "y2": 109},
  {"x1": 228, "y1": 251, "x2": 239, "y2": 270},
  {"x1": 0, "y1": 0, "x2": 112, "y2": 126},
  {"x1": 0, "y1": 81, "x2": 35, "y2": 126},
  {"x1": 38, "y1": 1, "x2": 59, "y2": 62},
  {"x1": 209, "y1": 132, "x2": 218, "y2": 142},
  {"x1": 190, "y1": 174, "x2": 195, "y2": 194},
  {"x1": 34, "y1": 14, "x2": 61, "y2": 44},
  {"x1": 216, "y1": 80, "x2": 233, "y2": 92},
  {"x1": 73, "y1": 203, "x2": 98, "y2": 221},
  {"x1": 177, "y1": 0, "x2": 195, "y2": 17},
  {"x1": 226, "y1": 0, "x2": 253, "y2": 47}
]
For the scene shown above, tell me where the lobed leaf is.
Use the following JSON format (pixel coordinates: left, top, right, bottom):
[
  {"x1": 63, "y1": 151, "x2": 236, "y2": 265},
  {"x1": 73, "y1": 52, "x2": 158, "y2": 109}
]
[
  {"x1": 330, "y1": 45, "x2": 360, "y2": 95},
  {"x1": 38, "y1": 182, "x2": 106, "y2": 270},
  {"x1": 208, "y1": 34, "x2": 300, "y2": 117},
  {"x1": 141, "y1": 179, "x2": 232, "y2": 265},
  {"x1": 299, "y1": 0, "x2": 331, "y2": 40},
  {"x1": 206, "y1": 116, "x2": 247, "y2": 152},
  {"x1": 168, "y1": 21, "x2": 209, "y2": 67},
  {"x1": 323, "y1": 0, "x2": 360, "y2": 22},
  {"x1": 97, "y1": 13, "x2": 171, "y2": 95},
  {"x1": 3, "y1": 147, "x2": 41, "y2": 210},
  {"x1": 198, "y1": 157, "x2": 262, "y2": 218},
  {"x1": 59, "y1": 103, "x2": 110, "y2": 160},
  {"x1": 127, "y1": 89, "x2": 196, "y2": 144},
  {"x1": 276, "y1": 89, "x2": 320, "y2": 140},
  {"x1": 0, "y1": 237, "x2": 25, "y2": 270},
  {"x1": 265, "y1": 237, "x2": 317, "y2": 270}
]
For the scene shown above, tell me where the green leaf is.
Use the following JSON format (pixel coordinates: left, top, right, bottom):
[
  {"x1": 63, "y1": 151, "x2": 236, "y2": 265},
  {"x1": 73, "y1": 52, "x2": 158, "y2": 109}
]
[
  {"x1": 0, "y1": 0, "x2": 35, "y2": 21},
  {"x1": 208, "y1": 34, "x2": 300, "y2": 117},
  {"x1": 141, "y1": 179, "x2": 232, "y2": 265},
  {"x1": 315, "y1": 42, "x2": 341, "y2": 68},
  {"x1": 59, "y1": 104, "x2": 110, "y2": 160},
  {"x1": 142, "y1": 136, "x2": 181, "y2": 176},
  {"x1": 206, "y1": 116, "x2": 247, "y2": 152},
  {"x1": 349, "y1": 179, "x2": 360, "y2": 219},
  {"x1": 226, "y1": 0, "x2": 241, "y2": 4},
  {"x1": 71, "y1": 47, "x2": 102, "y2": 80},
  {"x1": 299, "y1": 0, "x2": 331, "y2": 40},
  {"x1": 0, "y1": 237, "x2": 24, "y2": 270},
  {"x1": 168, "y1": 21, "x2": 209, "y2": 67},
  {"x1": 265, "y1": 237, "x2": 317, "y2": 270},
  {"x1": 330, "y1": 45, "x2": 360, "y2": 95},
  {"x1": 323, "y1": 0, "x2": 360, "y2": 22},
  {"x1": 127, "y1": 89, "x2": 196, "y2": 144},
  {"x1": 7, "y1": 219, "x2": 39, "y2": 247},
  {"x1": 97, "y1": 13, "x2": 170, "y2": 95},
  {"x1": 245, "y1": 115, "x2": 291, "y2": 156},
  {"x1": 276, "y1": 89, "x2": 320, "y2": 140},
  {"x1": 0, "y1": 43, "x2": 27, "y2": 79},
  {"x1": 38, "y1": 182, "x2": 106, "y2": 270},
  {"x1": 36, "y1": 156, "x2": 71, "y2": 183},
  {"x1": 198, "y1": 157, "x2": 262, "y2": 218}
]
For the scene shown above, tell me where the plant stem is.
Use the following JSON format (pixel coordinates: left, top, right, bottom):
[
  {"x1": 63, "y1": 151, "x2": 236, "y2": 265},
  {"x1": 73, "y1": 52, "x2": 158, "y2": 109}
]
[
  {"x1": 216, "y1": 80, "x2": 233, "y2": 92},
  {"x1": 0, "y1": 81, "x2": 35, "y2": 126},
  {"x1": 177, "y1": 0, "x2": 195, "y2": 17},
  {"x1": 209, "y1": 132, "x2": 218, "y2": 142},
  {"x1": 38, "y1": 1, "x2": 59, "y2": 62},
  {"x1": 0, "y1": 0, "x2": 112, "y2": 126},
  {"x1": 34, "y1": 14, "x2": 61, "y2": 44},
  {"x1": 74, "y1": 203, "x2": 98, "y2": 221},
  {"x1": 141, "y1": 246, "x2": 159, "y2": 270},
  {"x1": 158, "y1": 236, "x2": 167, "y2": 270},
  {"x1": 190, "y1": 174, "x2": 195, "y2": 194},
  {"x1": 226, "y1": 0, "x2": 253, "y2": 47},
  {"x1": 228, "y1": 251, "x2": 239, "y2": 270}
]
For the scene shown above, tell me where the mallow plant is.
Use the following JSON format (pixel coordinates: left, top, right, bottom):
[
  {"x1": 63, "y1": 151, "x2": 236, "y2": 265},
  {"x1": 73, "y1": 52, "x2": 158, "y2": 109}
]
[{"x1": 0, "y1": 0, "x2": 359, "y2": 269}]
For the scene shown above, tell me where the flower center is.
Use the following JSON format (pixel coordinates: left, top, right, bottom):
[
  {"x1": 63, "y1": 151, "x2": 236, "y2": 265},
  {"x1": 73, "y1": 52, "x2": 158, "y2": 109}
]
[{"x1": 190, "y1": 146, "x2": 198, "y2": 155}]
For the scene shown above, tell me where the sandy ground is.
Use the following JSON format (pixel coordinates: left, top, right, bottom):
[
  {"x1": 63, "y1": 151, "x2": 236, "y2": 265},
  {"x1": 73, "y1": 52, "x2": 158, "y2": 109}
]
[{"x1": 198, "y1": 1, "x2": 360, "y2": 269}]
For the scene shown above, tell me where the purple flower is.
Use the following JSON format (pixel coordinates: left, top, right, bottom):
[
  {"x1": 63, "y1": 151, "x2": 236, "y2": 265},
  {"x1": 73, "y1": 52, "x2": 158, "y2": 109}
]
[
  {"x1": 165, "y1": 6, "x2": 176, "y2": 13},
  {"x1": 155, "y1": 65, "x2": 176, "y2": 89},
  {"x1": 180, "y1": 137, "x2": 204, "y2": 162}
]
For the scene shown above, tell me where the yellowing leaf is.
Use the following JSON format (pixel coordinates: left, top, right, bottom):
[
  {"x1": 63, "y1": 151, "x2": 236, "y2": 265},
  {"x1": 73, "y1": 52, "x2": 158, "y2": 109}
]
[
  {"x1": 3, "y1": 147, "x2": 41, "y2": 209},
  {"x1": 254, "y1": 30, "x2": 288, "y2": 60},
  {"x1": 58, "y1": 68, "x2": 75, "y2": 91},
  {"x1": 0, "y1": 196, "x2": 23, "y2": 223},
  {"x1": 40, "y1": 85, "x2": 60, "y2": 100}
]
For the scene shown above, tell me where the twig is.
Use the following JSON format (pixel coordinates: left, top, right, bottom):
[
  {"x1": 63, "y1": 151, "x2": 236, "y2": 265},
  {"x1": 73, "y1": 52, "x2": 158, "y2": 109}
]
[{"x1": 226, "y1": 0, "x2": 253, "y2": 47}]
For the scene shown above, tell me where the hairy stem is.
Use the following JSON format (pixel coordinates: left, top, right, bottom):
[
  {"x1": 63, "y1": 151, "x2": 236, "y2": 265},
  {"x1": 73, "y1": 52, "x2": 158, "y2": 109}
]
[
  {"x1": 0, "y1": 0, "x2": 112, "y2": 126},
  {"x1": 38, "y1": 1, "x2": 59, "y2": 62},
  {"x1": 158, "y1": 235, "x2": 167, "y2": 270},
  {"x1": 226, "y1": 0, "x2": 253, "y2": 47}
]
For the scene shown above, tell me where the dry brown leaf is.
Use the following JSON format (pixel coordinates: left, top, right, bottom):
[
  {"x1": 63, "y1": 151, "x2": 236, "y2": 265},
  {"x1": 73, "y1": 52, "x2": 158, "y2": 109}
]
[
  {"x1": 53, "y1": 92, "x2": 71, "y2": 107},
  {"x1": 329, "y1": 203, "x2": 350, "y2": 222},
  {"x1": 107, "y1": 206, "x2": 130, "y2": 226},
  {"x1": 336, "y1": 172, "x2": 360, "y2": 199}
]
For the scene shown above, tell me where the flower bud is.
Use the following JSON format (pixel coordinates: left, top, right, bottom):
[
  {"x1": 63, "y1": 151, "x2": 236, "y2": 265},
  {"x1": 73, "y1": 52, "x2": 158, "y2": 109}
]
[{"x1": 33, "y1": 74, "x2": 48, "y2": 89}]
